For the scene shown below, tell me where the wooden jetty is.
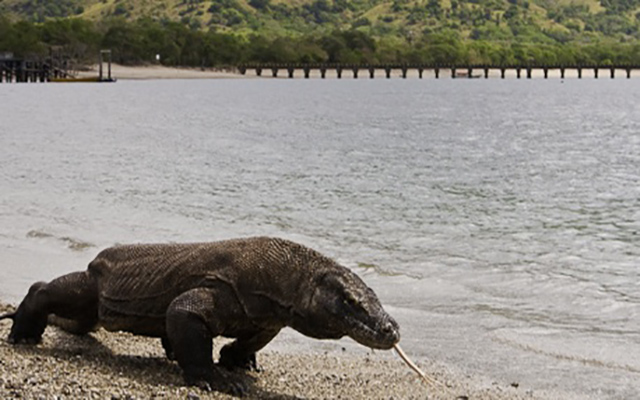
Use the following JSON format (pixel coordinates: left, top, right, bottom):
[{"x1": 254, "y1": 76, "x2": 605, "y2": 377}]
[
  {"x1": 0, "y1": 59, "x2": 64, "y2": 83},
  {"x1": 50, "y1": 50, "x2": 115, "y2": 83},
  {"x1": 0, "y1": 48, "x2": 74, "y2": 83},
  {"x1": 239, "y1": 63, "x2": 640, "y2": 79},
  {"x1": 0, "y1": 49, "x2": 115, "y2": 83}
]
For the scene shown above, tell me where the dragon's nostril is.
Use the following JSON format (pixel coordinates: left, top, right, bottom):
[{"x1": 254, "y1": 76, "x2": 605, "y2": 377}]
[{"x1": 382, "y1": 318, "x2": 400, "y2": 344}]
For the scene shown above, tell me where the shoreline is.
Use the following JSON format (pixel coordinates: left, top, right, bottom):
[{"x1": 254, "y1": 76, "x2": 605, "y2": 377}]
[
  {"x1": 76, "y1": 63, "x2": 250, "y2": 80},
  {"x1": 0, "y1": 302, "x2": 543, "y2": 400}
]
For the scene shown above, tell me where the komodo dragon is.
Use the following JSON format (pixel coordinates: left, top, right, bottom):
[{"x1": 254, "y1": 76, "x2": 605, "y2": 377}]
[{"x1": 1, "y1": 237, "x2": 400, "y2": 394}]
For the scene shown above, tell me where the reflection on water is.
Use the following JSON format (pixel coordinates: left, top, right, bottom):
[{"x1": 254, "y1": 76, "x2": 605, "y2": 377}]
[{"x1": 1, "y1": 79, "x2": 639, "y2": 399}]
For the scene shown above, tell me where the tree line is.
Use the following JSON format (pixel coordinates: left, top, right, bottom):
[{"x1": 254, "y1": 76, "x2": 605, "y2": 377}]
[{"x1": 2, "y1": 16, "x2": 640, "y2": 67}]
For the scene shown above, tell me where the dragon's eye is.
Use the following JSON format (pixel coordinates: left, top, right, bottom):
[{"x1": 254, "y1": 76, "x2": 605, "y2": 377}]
[{"x1": 344, "y1": 295, "x2": 358, "y2": 307}]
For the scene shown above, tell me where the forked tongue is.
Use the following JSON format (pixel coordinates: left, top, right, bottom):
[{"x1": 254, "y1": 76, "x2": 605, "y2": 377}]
[{"x1": 393, "y1": 343, "x2": 457, "y2": 396}]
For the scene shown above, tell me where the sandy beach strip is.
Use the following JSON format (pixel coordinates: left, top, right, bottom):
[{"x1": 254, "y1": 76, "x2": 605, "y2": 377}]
[
  {"x1": 0, "y1": 303, "x2": 548, "y2": 400},
  {"x1": 76, "y1": 64, "x2": 248, "y2": 80}
]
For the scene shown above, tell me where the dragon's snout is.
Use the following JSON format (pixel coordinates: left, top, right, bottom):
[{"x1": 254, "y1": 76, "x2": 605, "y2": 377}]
[
  {"x1": 348, "y1": 311, "x2": 401, "y2": 350},
  {"x1": 377, "y1": 315, "x2": 401, "y2": 349}
]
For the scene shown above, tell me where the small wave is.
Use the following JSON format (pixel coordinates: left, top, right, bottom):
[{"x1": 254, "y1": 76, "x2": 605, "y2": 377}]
[
  {"x1": 60, "y1": 237, "x2": 94, "y2": 251},
  {"x1": 26, "y1": 230, "x2": 94, "y2": 252},
  {"x1": 434, "y1": 183, "x2": 493, "y2": 199},
  {"x1": 493, "y1": 330, "x2": 640, "y2": 375},
  {"x1": 357, "y1": 262, "x2": 422, "y2": 279},
  {"x1": 26, "y1": 230, "x2": 53, "y2": 239}
]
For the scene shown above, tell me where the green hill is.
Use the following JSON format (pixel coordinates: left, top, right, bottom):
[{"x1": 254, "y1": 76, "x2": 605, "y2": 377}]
[
  {"x1": 1, "y1": 0, "x2": 640, "y2": 66},
  {"x1": 3, "y1": 0, "x2": 640, "y2": 40}
]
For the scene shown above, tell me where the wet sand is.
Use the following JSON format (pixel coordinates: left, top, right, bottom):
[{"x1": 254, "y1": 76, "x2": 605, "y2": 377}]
[{"x1": 0, "y1": 303, "x2": 547, "y2": 400}]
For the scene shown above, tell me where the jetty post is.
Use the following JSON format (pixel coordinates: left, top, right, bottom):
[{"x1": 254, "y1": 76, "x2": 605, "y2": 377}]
[{"x1": 99, "y1": 49, "x2": 113, "y2": 81}]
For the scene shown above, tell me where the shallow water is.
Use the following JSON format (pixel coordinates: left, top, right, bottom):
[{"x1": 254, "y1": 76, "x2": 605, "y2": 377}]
[{"x1": 1, "y1": 78, "x2": 639, "y2": 399}]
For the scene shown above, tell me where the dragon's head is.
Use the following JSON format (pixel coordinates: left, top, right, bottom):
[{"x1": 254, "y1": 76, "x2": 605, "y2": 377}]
[{"x1": 294, "y1": 266, "x2": 400, "y2": 349}]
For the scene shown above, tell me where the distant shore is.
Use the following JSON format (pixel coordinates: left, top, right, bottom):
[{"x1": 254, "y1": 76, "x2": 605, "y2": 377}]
[
  {"x1": 75, "y1": 63, "x2": 640, "y2": 80},
  {"x1": 0, "y1": 302, "x2": 546, "y2": 400}
]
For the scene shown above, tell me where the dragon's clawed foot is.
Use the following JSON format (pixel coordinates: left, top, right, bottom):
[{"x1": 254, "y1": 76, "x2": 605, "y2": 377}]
[
  {"x1": 186, "y1": 368, "x2": 247, "y2": 397},
  {"x1": 1, "y1": 309, "x2": 46, "y2": 345},
  {"x1": 219, "y1": 346, "x2": 261, "y2": 372}
]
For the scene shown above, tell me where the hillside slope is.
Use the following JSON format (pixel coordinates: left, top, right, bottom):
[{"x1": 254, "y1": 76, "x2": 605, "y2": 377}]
[
  {"x1": 2, "y1": 0, "x2": 640, "y2": 42},
  {"x1": 2, "y1": 0, "x2": 640, "y2": 67}
]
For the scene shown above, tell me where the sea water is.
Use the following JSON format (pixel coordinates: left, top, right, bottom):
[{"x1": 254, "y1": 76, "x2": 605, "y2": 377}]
[{"x1": 1, "y1": 78, "x2": 639, "y2": 399}]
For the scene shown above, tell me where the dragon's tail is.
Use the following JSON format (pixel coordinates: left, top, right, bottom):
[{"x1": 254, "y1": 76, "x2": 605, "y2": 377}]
[{"x1": 0, "y1": 312, "x2": 16, "y2": 321}]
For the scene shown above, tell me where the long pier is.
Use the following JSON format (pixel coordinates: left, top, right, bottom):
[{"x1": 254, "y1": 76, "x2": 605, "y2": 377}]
[{"x1": 239, "y1": 64, "x2": 640, "y2": 79}]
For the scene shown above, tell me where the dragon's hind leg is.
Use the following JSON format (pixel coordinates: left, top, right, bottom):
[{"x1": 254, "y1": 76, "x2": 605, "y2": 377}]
[
  {"x1": 161, "y1": 336, "x2": 175, "y2": 360},
  {"x1": 4, "y1": 271, "x2": 98, "y2": 344}
]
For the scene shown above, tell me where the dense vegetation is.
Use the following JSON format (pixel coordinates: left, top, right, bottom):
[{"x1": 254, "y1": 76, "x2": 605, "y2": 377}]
[{"x1": 2, "y1": 0, "x2": 640, "y2": 66}]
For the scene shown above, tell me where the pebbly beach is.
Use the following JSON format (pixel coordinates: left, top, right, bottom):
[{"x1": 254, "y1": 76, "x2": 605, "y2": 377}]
[{"x1": 0, "y1": 301, "x2": 546, "y2": 400}]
